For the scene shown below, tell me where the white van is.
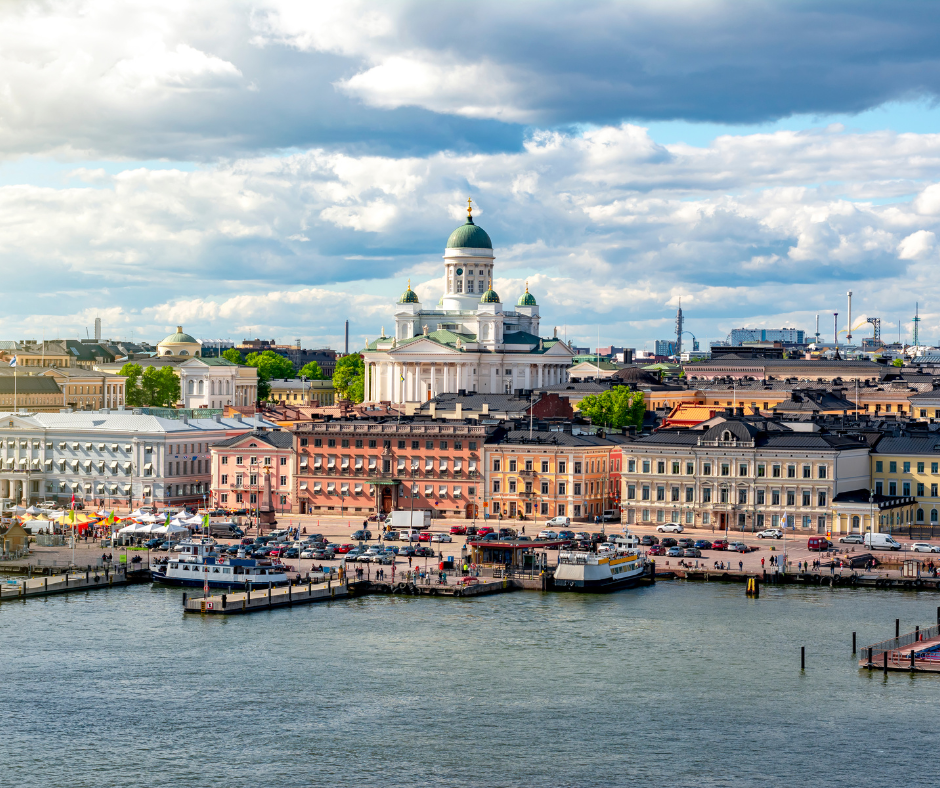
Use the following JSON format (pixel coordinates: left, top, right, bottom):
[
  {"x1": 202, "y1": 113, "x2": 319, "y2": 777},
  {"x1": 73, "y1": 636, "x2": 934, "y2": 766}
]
[{"x1": 864, "y1": 532, "x2": 903, "y2": 551}]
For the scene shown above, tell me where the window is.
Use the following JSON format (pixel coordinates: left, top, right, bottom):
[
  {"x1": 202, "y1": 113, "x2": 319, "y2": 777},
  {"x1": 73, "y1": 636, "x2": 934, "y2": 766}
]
[
  {"x1": 573, "y1": 461, "x2": 582, "y2": 474},
  {"x1": 559, "y1": 461, "x2": 566, "y2": 473},
  {"x1": 918, "y1": 462, "x2": 925, "y2": 473},
  {"x1": 656, "y1": 510, "x2": 665, "y2": 523},
  {"x1": 235, "y1": 456, "x2": 243, "y2": 465},
  {"x1": 221, "y1": 456, "x2": 228, "y2": 465},
  {"x1": 903, "y1": 461, "x2": 911, "y2": 473},
  {"x1": 889, "y1": 461, "x2": 897, "y2": 473},
  {"x1": 739, "y1": 464, "x2": 747, "y2": 477},
  {"x1": 786, "y1": 491, "x2": 795, "y2": 506},
  {"x1": 369, "y1": 440, "x2": 376, "y2": 448},
  {"x1": 802, "y1": 491, "x2": 811, "y2": 507},
  {"x1": 642, "y1": 486, "x2": 650, "y2": 501},
  {"x1": 469, "y1": 442, "x2": 477, "y2": 450},
  {"x1": 671, "y1": 486, "x2": 680, "y2": 502},
  {"x1": 933, "y1": 509, "x2": 939, "y2": 523},
  {"x1": 903, "y1": 481, "x2": 911, "y2": 496},
  {"x1": 817, "y1": 491, "x2": 827, "y2": 507},
  {"x1": 541, "y1": 481, "x2": 550, "y2": 494},
  {"x1": 757, "y1": 464, "x2": 765, "y2": 477},
  {"x1": 720, "y1": 464, "x2": 730, "y2": 476},
  {"x1": 426, "y1": 441, "x2": 434, "y2": 450},
  {"x1": 685, "y1": 487, "x2": 694, "y2": 502},
  {"x1": 454, "y1": 442, "x2": 463, "y2": 450},
  {"x1": 492, "y1": 480, "x2": 501, "y2": 493},
  {"x1": 509, "y1": 479, "x2": 517, "y2": 493},
  {"x1": 672, "y1": 462, "x2": 680, "y2": 474},
  {"x1": 875, "y1": 480, "x2": 883, "y2": 494},
  {"x1": 642, "y1": 460, "x2": 651, "y2": 473},
  {"x1": 656, "y1": 486, "x2": 665, "y2": 501},
  {"x1": 738, "y1": 489, "x2": 747, "y2": 505},
  {"x1": 558, "y1": 482, "x2": 566, "y2": 495},
  {"x1": 889, "y1": 481, "x2": 897, "y2": 496},
  {"x1": 543, "y1": 460, "x2": 551, "y2": 473},
  {"x1": 772, "y1": 490, "x2": 780, "y2": 506},
  {"x1": 573, "y1": 482, "x2": 582, "y2": 495},
  {"x1": 702, "y1": 512, "x2": 710, "y2": 525},
  {"x1": 341, "y1": 439, "x2": 349, "y2": 448},
  {"x1": 657, "y1": 461, "x2": 665, "y2": 474},
  {"x1": 719, "y1": 487, "x2": 729, "y2": 504},
  {"x1": 703, "y1": 463, "x2": 711, "y2": 475},
  {"x1": 875, "y1": 460, "x2": 883, "y2": 472},
  {"x1": 627, "y1": 484, "x2": 636, "y2": 500},
  {"x1": 756, "y1": 490, "x2": 765, "y2": 505},
  {"x1": 917, "y1": 483, "x2": 925, "y2": 497},
  {"x1": 772, "y1": 464, "x2": 781, "y2": 478},
  {"x1": 802, "y1": 465, "x2": 811, "y2": 479},
  {"x1": 220, "y1": 474, "x2": 228, "y2": 484},
  {"x1": 509, "y1": 459, "x2": 517, "y2": 472},
  {"x1": 440, "y1": 441, "x2": 448, "y2": 450},
  {"x1": 327, "y1": 439, "x2": 336, "y2": 448},
  {"x1": 787, "y1": 465, "x2": 796, "y2": 478},
  {"x1": 493, "y1": 459, "x2": 501, "y2": 472},
  {"x1": 397, "y1": 440, "x2": 405, "y2": 449}
]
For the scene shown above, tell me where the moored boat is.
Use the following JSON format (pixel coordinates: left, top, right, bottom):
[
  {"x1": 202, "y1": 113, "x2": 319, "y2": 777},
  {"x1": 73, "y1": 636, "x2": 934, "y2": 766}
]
[
  {"x1": 553, "y1": 544, "x2": 649, "y2": 592},
  {"x1": 151, "y1": 540, "x2": 289, "y2": 589}
]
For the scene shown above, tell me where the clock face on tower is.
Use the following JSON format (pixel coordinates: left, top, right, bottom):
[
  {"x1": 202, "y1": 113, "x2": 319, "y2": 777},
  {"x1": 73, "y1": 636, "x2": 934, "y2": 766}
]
[{"x1": 455, "y1": 268, "x2": 463, "y2": 275}]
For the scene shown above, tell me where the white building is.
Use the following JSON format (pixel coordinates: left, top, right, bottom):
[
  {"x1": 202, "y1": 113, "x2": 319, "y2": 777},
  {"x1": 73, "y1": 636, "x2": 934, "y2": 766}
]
[
  {"x1": 0, "y1": 409, "x2": 274, "y2": 508},
  {"x1": 363, "y1": 207, "x2": 574, "y2": 403}
]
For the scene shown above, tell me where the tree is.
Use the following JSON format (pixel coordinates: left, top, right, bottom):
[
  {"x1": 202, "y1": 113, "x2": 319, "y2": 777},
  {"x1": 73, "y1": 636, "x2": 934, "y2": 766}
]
[
  {"x1": 222, "y1": 348, "x2": 243, "y2": 365},
  {"x1": 119, "y1": 363, "x2": 145, "y2": 407},
  {"x1": 156, "y1": 367, "x2": 181, "y2": 406},
  {"x1": 892, "y1": 357, "x2": 904, "y2": 367},
  {"x1": 334, "y1": 353, "x2": 365, "y2": 402},
  {"x1": 244, "y1": 350, "x2": 295, "y2": 402},
  {"x1": 577, "y1": 387, "x2": 645, "y2": 430},
  {"x1": 298, "y1": 361, "x2": 325, "y2": 380}
]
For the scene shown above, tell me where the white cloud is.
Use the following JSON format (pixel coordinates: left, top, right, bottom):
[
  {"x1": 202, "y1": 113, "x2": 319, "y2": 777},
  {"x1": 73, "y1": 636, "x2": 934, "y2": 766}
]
[{"x1": 898, "y1": 230, "x2": 936, "y2": 260}]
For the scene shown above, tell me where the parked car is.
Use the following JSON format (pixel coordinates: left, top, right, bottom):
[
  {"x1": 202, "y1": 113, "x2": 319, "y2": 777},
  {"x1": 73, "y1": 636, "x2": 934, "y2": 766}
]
[
  {"x1": 498, "y1": 528, "x2": 517, "y2": 539},
  {"x1": 465, "y1": 526, "x2": 479, "y2": 537},
  {"x1": 656, "y1": 523, "x2": 684, "y2": 533},
  {"x1": 728, "y1": 542, "x2": 748, "y2": 553},
  {"x1": 545, "y1": 516, "x2": 570, "y2": 528},
  {"x1": 807, "y1": 536, "x2": 832, "y2": 552},
  {"x1": 639, "y1": 535, "x2": 660, "y2": 546},
  {"x1": 413, "y1": 546, "x2": 435, "y2": 557},
  {"x1": 335, "y1": 544, "x2": 354, "y2": 554},
  {"x1": 712, "y1": 539, "x2": 729, "y2": 551},
  {"x1": 677, "y1": 538, "x2": 695, "y2": 549},
  {"x1": 431, "y1": 533, "x2": 453, "y2": 543},
  {"x1": 666, "y1": 546, "x2": 683, "y2": 557},
  {"x1": 398, "y1": 546, "x2": 416, "y2": 557},
  {"x1": 757, "y1": 528, "x2": 783, "y2": 539},
  {"x1": 283, "y1": 547, "x2": 300, "y2": 559},
  {"x1": 590, "y1": 532, "x2": 607, "y2": 543},
  {"x1": 477, "y1": 533, "x2": 499, "y2": 542},
  {"x1": 694, "y1": 539, "x2": 713, "y2": 550},
  {"x1": 449, "y1": 525, "x2": 467, "y2": 535},
  {"x1": 384, "y1": 530, "x2": 400, "y2": 541},
  {"x1": 660, "y1": 537, "x2": 678, "y2": 548},
  {"x1": 601, "y1": 509, "x2": 620, "y2": 522},
  {"x1": 144, "y1": 538, "x2": 164, "y2": 549},
  {"x1": 558, "y1": 530, "x2": 576, "y2": 541},
  {"x1": 647, "y1": 545, "x2": 666, "y2": 556},
  {"x1": 683, "y1": 548, "x2": 702, "y2": 558},
  {"x1": 538, "y1": 530, "x2": 559, "y2": 540},
  {"x1": 418, "y1": 532, "x2": 432, "y2": 542},
  {"x1": 516, "y1": 536, "x2": 532, "y2": 542},
  {"x1": 351, "y1": 529, "x2": 372, "y2": 541},
  {"x1": 838, "y1": 534, "x2": 864, "y2": 544},
  {"x1": 477, "y1": 526, "x2": 495, "y2": 537},
  {"x1": 912, "y1": 542, "x2": 940, "y2": 553},
  {"x1": 300, "y1": 547, "x2": 319, "y2": 558},
  {"x1": 574, "y1": 531, "x2": 591, "y2": 541}
]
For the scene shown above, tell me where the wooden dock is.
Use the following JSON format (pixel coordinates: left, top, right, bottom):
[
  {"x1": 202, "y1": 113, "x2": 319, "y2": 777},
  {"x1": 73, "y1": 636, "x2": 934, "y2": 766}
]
[
  {"x1": 860, "y1": 622, "x2": 940, "y2": 673},
  {"x1": 680, "y1": 568, "x2": 940, "y2": 591},
  {"x1": 182, "y1": 578, "x2": 348, "y2": 614},
  {"x1": 0, "y1": 567, "x2": 131, "y2": 600},
  {"x1": 355, "y1": 577, "x2": 517, "y2": 598}
]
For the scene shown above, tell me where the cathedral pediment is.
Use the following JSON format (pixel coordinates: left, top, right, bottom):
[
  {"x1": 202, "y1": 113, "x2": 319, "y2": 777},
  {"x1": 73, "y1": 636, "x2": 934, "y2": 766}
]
[{"x1": 387, "y1": 338, "x2": 465, "y2": 356}]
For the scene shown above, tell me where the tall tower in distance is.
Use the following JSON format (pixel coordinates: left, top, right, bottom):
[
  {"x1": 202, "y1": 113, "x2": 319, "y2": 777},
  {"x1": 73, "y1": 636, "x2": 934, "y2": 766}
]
[
  {"x1": 94, "y1": 316, "x2": 101, "y2": 342},
  {"x1": 846, "y1": 291, "x2": 853, "y2": 344},
  {"x1": 913, "y1": 303, "x2": 921, "y2": 347},
  {"x1": 675, "y1": 299, "x2": 684, "y2": 357}
]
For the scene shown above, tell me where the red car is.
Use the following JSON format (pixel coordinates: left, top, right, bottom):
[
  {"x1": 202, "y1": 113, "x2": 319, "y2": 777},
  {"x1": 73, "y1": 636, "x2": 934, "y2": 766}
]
[
  {"x1": 477, "y1": 526, "x2": 495, "y2": 537},
  {"x1": 449, "y1": 525, "x2": 467, "y2": 535},
  {"x1": 647, "y1": 545, "x2": 665, "y2": 556},
  {"x1": 268, "y1": 548, "x2": 285, "y2": 557},
  {"x1": 712, "y1": 539, "x2": 729, "y2": 550},
  {"x1": 418, "y1": 532, "x2": 432, "y2": 542},
  {"x1": 335, "y1": 544, "x2": 354, "y2": 554}
]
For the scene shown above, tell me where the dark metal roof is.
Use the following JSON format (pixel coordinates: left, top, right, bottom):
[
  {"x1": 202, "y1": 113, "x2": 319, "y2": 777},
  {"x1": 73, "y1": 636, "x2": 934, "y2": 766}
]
[
  {"x1": 871, "y1": 436, "x2": 940, "y2": 455},
  {"x1": 211, "y1": 430, "x2": 293, "y2": 449}
]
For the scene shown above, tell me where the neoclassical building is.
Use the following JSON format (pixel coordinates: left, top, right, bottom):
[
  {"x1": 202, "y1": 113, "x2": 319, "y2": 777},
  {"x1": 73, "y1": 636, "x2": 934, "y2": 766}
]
[{"x1": 363, "y1": 207, "x2": 574, "y2": 403}]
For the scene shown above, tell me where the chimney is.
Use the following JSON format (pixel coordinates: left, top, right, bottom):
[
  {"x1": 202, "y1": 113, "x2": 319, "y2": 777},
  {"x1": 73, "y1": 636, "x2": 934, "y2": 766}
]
[
  {"x1": 455, "y1": 403, "x2": 462, "y2": 419},
  {"x1": 429, "y1": 402, "x2": 436, "y2": 419},
  {"x1": 482, "y1": 403, "x2": 489, "y2": 415}
]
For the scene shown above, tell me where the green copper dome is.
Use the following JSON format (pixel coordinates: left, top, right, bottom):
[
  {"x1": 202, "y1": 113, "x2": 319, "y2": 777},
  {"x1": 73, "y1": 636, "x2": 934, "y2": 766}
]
[
  {"x1": 161, "y1": 326, "x2": 198, "y2": 344},
  {"x1": 517, "y1": 283, "x2": 537, "y2": 306},
  {"x1": 480, "y1": 286, "x2": 501, "y2": 304},
  {"x1": 398, "y1": 281, "x2": 420, "y2": 304},
  {"x1": 446, "y1": 217, "x2": 492, "y2": 250}
]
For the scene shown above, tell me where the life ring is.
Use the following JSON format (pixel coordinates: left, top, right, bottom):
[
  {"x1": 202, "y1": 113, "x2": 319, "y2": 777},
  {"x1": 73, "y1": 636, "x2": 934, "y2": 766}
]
[
  {"x1": 915, "y1": 579, "x2": 924, "y2": 588},
  {"x1": 454, "y1": 588, "x2": 462, "y2": 597}
]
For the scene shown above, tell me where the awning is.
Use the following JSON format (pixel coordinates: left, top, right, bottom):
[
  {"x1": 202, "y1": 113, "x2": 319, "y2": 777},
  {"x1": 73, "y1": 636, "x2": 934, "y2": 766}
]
[
  {"x1": 98, "y1": 443, "x2": 106, "y2": 451},
  {"x1": 110, "y1": 461, "x2": 118, "y2": 471},
  {"x1": 299, "y1": 482, "x2": 308, "y2": 490}
]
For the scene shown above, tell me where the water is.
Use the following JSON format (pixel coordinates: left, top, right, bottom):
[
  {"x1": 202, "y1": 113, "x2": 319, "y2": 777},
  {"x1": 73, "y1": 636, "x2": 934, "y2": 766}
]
[{"x1": 2, "y1": 581, "x2": 938, "y2": 787}]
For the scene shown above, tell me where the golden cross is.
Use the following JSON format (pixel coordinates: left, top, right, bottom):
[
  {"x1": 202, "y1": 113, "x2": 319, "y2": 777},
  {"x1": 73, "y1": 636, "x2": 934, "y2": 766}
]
[{"x1": 467, "y1": 197, "x2": 473, "y2": 218}]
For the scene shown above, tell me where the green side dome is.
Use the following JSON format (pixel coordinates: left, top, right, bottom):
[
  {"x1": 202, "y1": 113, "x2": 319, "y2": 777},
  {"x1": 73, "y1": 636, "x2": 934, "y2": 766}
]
[
  {"x1": 480, "y1": 286, "x2": 501, "y2": 304},
  {"x1": 161, "y1": 326, "x2": 198, "y2": 344},
  {"x1": 517, "y1": 283, "x2": 537, "y2": 306},
  {"x1": 398, "y1": 281, "x2": 420, "y2": 304},
  {"x1": 446, "y1": 217, "x2": 492, "y2": 249}
]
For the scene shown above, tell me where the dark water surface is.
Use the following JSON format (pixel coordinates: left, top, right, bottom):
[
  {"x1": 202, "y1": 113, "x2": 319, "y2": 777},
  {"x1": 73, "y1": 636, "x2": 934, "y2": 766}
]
[{"x1": 2, "y1": 580, "x2": 937, "y2": 787}]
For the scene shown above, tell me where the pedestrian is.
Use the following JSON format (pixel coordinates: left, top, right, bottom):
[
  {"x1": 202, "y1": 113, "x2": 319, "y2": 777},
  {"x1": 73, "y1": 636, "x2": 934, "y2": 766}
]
[
  {"x1": 409, "y1": 556, "x2": 413, "y2": 567},
  {"x1": 521, "y1": 525, "x2": 525, "y2": 535},
  {"x1": 738, "y1": 560, "x2": 743, "y2": 572},
  {"x1": 761, "y1": 557, "x2": 765, "y2": 569}
]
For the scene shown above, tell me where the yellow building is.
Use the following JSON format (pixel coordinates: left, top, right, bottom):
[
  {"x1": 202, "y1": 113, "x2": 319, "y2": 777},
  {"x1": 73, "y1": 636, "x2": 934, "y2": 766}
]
[
  {"x1": 871, "y1": 433, "x2": 940, "y2": 532},
  {"x1": 267, "y1": 378, "x2": 335, "y2": 407}
]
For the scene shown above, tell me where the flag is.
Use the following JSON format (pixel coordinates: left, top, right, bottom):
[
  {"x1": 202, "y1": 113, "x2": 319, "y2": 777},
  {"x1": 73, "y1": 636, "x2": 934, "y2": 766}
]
[
  {"x1": 164, "y1": 513, "x2": 170, "y2": 526},
  {"x1": 204, "y1": 575, "x2": 209, "y2": 597},
  {"x1": 8, "y1": 355, "x2": 15, "y2": 367},
  {"x1": 68, "y1": 509, "x2": 75, "y2": 524}
]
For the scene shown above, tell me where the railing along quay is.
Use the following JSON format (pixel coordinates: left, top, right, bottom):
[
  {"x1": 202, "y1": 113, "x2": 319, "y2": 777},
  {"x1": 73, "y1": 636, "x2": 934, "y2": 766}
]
[
  {"x1": 183, "y1": 578, "x2": 348, "y2": 615},
  {"x1": 0, "y1": 566, "x2": 130, "y2": 601}
]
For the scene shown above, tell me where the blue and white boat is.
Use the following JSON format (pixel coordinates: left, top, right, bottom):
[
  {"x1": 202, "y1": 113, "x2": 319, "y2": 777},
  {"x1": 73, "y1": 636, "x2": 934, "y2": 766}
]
[{"x1": 151, "y1": 540, "x2": 289, "y2": 589}]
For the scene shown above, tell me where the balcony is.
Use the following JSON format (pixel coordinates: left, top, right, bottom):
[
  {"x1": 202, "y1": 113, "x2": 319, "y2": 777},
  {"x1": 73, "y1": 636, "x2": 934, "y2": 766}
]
[
  {"x1": 518, "y1": 491, "x2": 535, "y2": 498},
  {"x1": 519, "y1": 469, "x2": 536, "y2": 477}
]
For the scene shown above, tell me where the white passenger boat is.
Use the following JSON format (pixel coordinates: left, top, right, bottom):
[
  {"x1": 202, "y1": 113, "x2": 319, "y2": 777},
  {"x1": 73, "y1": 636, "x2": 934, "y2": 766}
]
[
  {"x1": 151, "y1": 540, "x2": 289, "y2": 589},
  {"x1": 553, "y1": 544, "x2": 649, "y2": 592}
]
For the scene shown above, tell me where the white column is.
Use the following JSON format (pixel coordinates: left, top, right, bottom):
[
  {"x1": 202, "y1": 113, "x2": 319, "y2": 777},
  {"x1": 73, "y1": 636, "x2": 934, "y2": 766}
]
[
  {"x1": 430, "y1": 362, "x2": 436, "y2": 398},
  {"x1": 490, "y1": 365, "x2": 497, "y2": 393},
  {"x1": 525, "y1": 364, "x2": 531, "y2": 390},
  {"x1": 456, "y1": 363, "x2": 462, "y2": 393}
]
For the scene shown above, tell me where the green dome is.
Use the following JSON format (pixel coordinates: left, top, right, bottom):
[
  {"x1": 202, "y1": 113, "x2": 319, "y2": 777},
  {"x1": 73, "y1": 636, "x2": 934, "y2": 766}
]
[
  {"x1": 446, "y1": 218, "x2": 492, "y2": 250},
  {"x1": 517, "y1": 283, "x2": 537, "y2": 306},
  {"x1": 398, "y1": 281, "x2": 420, "y2": 304},
  {"x1": 480, "y1": 287, "x2": 501, "y2": 304},
  {"x1": 161, "y1": 326, "x2": 198, "y2": 344}
]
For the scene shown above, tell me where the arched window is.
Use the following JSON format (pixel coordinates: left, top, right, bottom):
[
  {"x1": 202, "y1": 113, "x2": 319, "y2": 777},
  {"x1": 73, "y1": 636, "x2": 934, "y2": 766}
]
[
  {"x1": 163, "y1": 350, "x2": 172, "y2": 356},
  {"x1": 722, "y1": 431, "x2": 732, "y2": 441},
  {"x1": 932, "y1": 509, "x2": 938, "y2": 523},
  {"x1": 187, "y1": 379, "x2": 194, "y2": 395},
  {"x1": 198, "y1": 380, "x2": 204, "y2": 395},
  {"x1": 179, "y1": 350, "x2": 189, "y2": 356},
  {"x1": 211, "y1": 380, "x2": 216, "y2": 395},
  {"x1": 917, "y1": 508, "x2": 925, "y2": 523},
  {"x1": 852, "y1": 515, "x2": 860, "y2": 531}
]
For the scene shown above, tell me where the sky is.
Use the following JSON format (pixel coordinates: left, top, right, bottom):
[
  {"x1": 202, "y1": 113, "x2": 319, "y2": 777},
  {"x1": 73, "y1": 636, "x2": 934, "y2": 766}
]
[{"x1": 5, "y1": 0, "x2": 940, "y2": 352}]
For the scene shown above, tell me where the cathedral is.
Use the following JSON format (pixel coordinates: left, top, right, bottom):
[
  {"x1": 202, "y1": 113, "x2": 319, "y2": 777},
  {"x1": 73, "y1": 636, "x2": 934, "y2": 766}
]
[{"x1": 363, "y1": 202, "x2": 574, "y2": 404}]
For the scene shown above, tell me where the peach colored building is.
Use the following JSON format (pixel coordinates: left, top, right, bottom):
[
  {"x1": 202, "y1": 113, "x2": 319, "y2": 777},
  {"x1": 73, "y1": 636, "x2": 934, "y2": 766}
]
[{"x1": 210, "y1": 430, "x2": 294, "y2": 513}]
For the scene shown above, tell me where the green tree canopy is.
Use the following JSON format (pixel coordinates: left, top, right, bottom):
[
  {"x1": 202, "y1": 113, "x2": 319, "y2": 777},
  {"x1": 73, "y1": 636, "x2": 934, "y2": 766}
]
[
  {"x1": 244, "y1": 350, "x2": 295, "y2": 401},
  {"x1": 119, "y1": 363, "x2": 180, "y2": 407},
  {"x1": 222, "y1": 348, "x2": 243, "y2": 365},
  {"x1": 334, "y1": 354, "x2": 365, "y2": 402},
  {"x1": 298, "y1": 361, "x2": 325, "y2": 380},
  {"x1": 577, "y1": 387, "x2": 645, "y2": 430},
  {"x1": 892, "y1": 357, "x2": 904, "y2": 367}
]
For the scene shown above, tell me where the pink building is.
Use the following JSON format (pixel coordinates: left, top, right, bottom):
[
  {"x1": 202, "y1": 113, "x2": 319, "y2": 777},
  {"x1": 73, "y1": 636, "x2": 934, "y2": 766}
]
[{"x1": 209, "y1": 430, "x2": 294, "y2": 513}]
